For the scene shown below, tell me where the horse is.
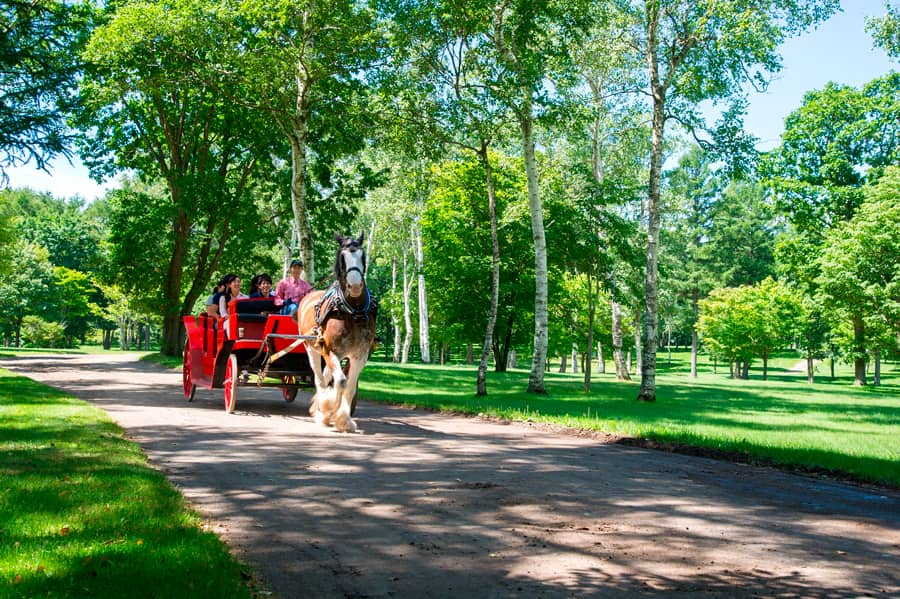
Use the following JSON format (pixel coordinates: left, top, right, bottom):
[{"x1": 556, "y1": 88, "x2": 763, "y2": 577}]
[{"x1": 296, "y1": 232, "x2": 377, "y2": 433}]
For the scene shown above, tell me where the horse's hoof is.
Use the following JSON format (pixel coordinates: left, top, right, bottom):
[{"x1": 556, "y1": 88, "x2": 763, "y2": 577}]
[{"x1": 335, "y1": 417, "x2": 357, "y2": 433}]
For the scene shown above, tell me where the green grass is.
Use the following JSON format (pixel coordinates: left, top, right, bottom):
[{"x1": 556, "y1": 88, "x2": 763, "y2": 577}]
[
  {"x1": 358, "y1": 351, "x2": 900, "y2": 487},
  {"x1": 0, "y1": 370, "x2": 258, "y2": 598}
]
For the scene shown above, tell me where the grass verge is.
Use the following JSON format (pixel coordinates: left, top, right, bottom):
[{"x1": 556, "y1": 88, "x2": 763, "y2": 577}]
[
  {"x1": 0, "y1": 369, "x2": 258, "y2": 598},
  {"x1": 357, "y1": 353, "x2": 900, "y2": 488}
]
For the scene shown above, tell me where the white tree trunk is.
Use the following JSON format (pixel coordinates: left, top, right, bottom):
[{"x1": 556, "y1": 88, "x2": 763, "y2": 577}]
[
  {"x1": 634, "y1": 308, "x2": 642, "y2": 382},
  {"x1": 414, "y1": 219, "x2": 430, "y2": 363},
  {"x1": 611, "y1": 300, "x2": 630, "y2": 380},
  {"x1": 287, "y1": 111, "x2": 315, "y2": 281},
  {"x1": 521, "y1": 103, "x2": 549, "y2": 393},
  {"x1": 477, "y1": 142, "x2": 501, "y2": 395},
  {"x1": 401, "y1": 251, "x2": 414, "y2": 364},
  {"x1": 597, "y1": 341, "x2": 605, "y2": 374},
  {"x1": 571, "y1": 345, "x2": 579, "y2": 373},
  {"x1": 391, "y1": 258, "x2": 401, "y2": 363}
]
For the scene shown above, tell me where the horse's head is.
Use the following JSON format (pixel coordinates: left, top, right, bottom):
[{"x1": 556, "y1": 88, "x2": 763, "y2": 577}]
[{"x1": 333, "y1": 231, "x2": 367, "y2": 299}]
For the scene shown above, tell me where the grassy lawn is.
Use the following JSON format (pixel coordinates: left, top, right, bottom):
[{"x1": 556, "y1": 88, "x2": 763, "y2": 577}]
[
  {"x1": 356, "y1": 350, "x2": 900, "y2": 487},
  {"x1": 0, "y1": 369, "x2": 258, "y2": 598}
]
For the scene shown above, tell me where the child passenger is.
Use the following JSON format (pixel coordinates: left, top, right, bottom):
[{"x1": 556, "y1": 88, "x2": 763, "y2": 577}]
[{"x1": 274, "y1": 259, "x2": 311, "y2": 316}]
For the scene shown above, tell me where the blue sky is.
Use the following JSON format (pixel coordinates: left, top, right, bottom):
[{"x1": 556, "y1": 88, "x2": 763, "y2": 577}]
[{"x1": 4, "y1": 0, "x2": 897, "y2": 201}]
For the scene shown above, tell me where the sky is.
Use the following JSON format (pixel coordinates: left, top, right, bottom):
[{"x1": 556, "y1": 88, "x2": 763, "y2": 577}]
[{"x1": 2, "y1": 0, "x2": 896, "y2": 201}]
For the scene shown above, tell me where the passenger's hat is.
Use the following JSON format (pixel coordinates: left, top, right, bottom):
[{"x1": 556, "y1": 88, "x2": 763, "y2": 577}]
[{"x1": 290, "y1": 259, "x2": 303, "y2": 267}]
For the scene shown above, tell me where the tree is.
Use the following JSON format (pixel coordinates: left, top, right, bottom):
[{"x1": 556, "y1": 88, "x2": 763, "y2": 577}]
[
  {"x1": 421, "y1": 152, "x2": 534, "y2": 370},
  {"x1": 624, "y1": 0, "x2": 838, "y2": 401},
  {"x1": 556, "y1": 4, "x2": 649, "y2": 384},
  {"x1": 378, "y1": 1, "x2": 506, "y2": 382},
  {"x1": 818, "y1": 166, "x2": 900, "y2": 385},
  {"x1": 17, "y1": 194, "x2": 106, "y2": 274},
  {"x1": 487, "y1": 0, "x2": 592, "y2": 393},
  {"x1": 0, "y1": 241, "x2": 55, "y2": 346},
  {"x1": 76, "y1": 1, "x2": 281, "y2": 354},
  {"x1": 51, "y1": 265, "x2": 96, "y2": 346},
  {"x1": 866, "y1": 3, "x2": 900, "y2": 60},
  {"x1": 0, "y1": 0, "x2": 94, "y2": 176},
  {"x1": 697, "y1": 279, "x2": 801, "y2": 379},
  {"x1": 762, "y1": 73, "x2": 900, "y2": 238},
  {"x1": 707, "y1": 181, "x2": 776, "y2": 287},
  {"x1": 745, "y1": 278, "x2": 802, "y2": 379},
  {"x1": 664, "y1": 146, "x2": 723, "y2": 377},
  {"x1": 697, "y1": 286, "x2": 756, "y2": 377},
  {"x1": 213, "y1": 0, "x2": 382, "y2": 279}
]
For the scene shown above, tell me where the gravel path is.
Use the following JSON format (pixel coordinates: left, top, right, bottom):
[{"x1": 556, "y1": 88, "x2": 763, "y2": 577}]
[{"x1": 2, "y1": 352, "x2": 898, "y2": 598}]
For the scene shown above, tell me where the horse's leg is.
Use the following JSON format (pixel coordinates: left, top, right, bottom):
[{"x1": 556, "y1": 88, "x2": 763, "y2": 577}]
[
  {"x1": 304, "y1": 344, "x2": 331, "y2": 424},
  {"x1": 339, "y1": 353, "x2": 368, "y2": 422},
  {"x1": 329, "y1": 353, "x2": 356, "y2": 433}
]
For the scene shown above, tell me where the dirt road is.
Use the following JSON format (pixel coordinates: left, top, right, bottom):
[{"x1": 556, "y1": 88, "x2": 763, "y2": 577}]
[{"x1": 2, "y1": 353, "x2": 898, "y2": 598}]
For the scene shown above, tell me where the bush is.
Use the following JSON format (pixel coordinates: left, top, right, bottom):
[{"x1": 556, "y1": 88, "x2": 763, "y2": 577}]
[{"x1": 21, "y1": 315, "x2": 66, "y2": 348}]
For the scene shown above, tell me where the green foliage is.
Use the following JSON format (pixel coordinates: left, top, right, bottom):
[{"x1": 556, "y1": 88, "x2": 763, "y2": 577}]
[
  {"x1": 0, "y1": 0, "x2": 96, "y2": 175},
  {"x1": 0, "y1": 191, "x2": 18, "y2": 276},
  {"x1": 52, "y1": 265, "x2": 98, "y2": 343},
  {"x1": 866, "y1": 4, "x2": 900, "y2": 60},
  {"x1": 762, "y1": 73, "x2": 900, "y2": 236},
  {"x1": 697, "y1": 278, "x2": 802, "y2": 369},
  {"x1": 0, "y1": 241, "x2": 56, "y2": 344},
  {"x1": 818, "y1": 166, "x2": 900, "y2": 334},
  {"x1": 707, "y1": 181, "x2": 776, "y2": 287},
  {"x1": 626, "y1": 0, "x2": 840, "y2": 151},
  {"x1": 422, "y1": 151, "x2": 534, "y2": 350},
  {"x1": 20, "y1": 315, "x2": 65, "y2": 347},
  {"x1": 17, "y1": 194, "x2": 107, "y2": 274}
]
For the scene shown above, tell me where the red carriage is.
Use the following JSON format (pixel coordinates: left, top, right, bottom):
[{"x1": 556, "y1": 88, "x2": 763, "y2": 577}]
[{"x1": 181, "y1": 297, "x2": 332, "y2": 413}]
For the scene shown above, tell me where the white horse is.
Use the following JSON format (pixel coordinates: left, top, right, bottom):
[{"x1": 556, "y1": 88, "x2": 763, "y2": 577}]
[{"x1": 296, "y1": 232, "x2": 376, "y2": 432}]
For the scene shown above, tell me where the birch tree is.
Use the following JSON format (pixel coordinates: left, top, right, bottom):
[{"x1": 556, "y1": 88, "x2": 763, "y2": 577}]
[
  {"x1": 488, "y1": 0, "x2": 591, "y2": 393},
  {"x1": 210, "y1": 0, "x2": 381, "y2": 280},
  {"x1": 381, "y1": 0, "x2": 514, "y2": 391},
  {"x1": 624, "y1": 0, "x2": 839, "y2": 401}
]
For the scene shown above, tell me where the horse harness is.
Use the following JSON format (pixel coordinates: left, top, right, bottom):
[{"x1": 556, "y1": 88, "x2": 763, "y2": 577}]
[{"x1": 313, "y1": 280, "x2": 378, "y2": 331}]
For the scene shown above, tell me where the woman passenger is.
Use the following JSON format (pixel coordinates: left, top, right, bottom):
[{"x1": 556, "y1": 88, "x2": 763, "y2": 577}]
[{"x1": 218, "y1": 274, "x2": 248, "y2": 334}]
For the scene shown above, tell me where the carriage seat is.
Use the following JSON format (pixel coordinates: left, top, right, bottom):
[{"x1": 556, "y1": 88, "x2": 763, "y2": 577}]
[
  {"x1": 229, "y1": 298, "x2": 278, "y2": 340},
  {"x1": 232, "y1": 298, "x2": 277, "y2": 322}
]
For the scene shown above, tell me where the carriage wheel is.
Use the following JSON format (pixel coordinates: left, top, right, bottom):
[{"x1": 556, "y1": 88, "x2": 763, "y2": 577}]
[
  {"x1": 182, "y1": 340, "x2": 196, "y2": 402},
  {"x1": 281, "y1": 375, "x2": 298, "y2": 403},
  {"x1": 224, "y1": 353, "x2": 238, "y2": 413}
]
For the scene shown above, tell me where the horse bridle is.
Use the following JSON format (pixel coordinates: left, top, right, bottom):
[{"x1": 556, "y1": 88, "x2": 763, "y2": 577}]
[{"x1": 340, "y1": 246, "x2": 366, "y2": 283}]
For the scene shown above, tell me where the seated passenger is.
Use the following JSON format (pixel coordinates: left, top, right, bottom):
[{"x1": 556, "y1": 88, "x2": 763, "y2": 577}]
[
  {"x1": 274, "y1": 259, "x2": 311, "y2": 316},
  {"x1": 206, "y1": 279, "x2": 225, "y2": 317},
  {"x1": 248, "y1": 273, "x2": 274, "y2": 298},
  {"x1": 218, "y1": 273, "x2": 249, "y2": 336}
]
